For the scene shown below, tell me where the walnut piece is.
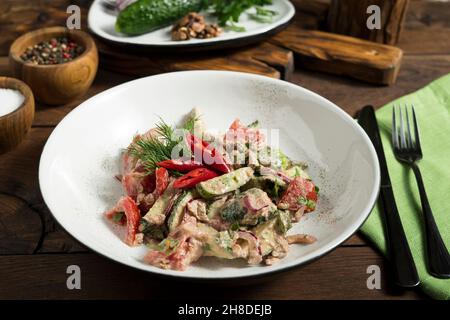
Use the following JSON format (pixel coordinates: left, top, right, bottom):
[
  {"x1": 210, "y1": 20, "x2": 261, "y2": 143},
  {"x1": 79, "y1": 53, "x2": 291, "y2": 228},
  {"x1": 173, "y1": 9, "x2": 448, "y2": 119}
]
[{"x1": 171, "y1": 12, "x2": 222, "y2": 41}]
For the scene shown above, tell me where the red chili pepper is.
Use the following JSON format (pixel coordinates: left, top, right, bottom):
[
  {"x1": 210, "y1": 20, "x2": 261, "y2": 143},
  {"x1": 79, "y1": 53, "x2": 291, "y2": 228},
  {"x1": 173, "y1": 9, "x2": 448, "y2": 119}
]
[
  {"x1": 173, "y1": 168, "x2": 219, "y2": 189},
  {"x1": 186, "y1": 133, "x2": 231, "y2": 173},
  {"x1": 154, "y1": 167, "x2": 169, "y2": 196},
  {"x1": 157, "y1": 159, "x2": 204, "y2": 172}
]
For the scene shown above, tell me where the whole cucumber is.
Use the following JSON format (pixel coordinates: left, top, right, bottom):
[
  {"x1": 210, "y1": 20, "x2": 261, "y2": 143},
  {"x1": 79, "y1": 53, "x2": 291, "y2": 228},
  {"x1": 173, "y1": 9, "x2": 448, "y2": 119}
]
[{"x1": 116, "y1": 0, "x2": 206, "y2": 36}]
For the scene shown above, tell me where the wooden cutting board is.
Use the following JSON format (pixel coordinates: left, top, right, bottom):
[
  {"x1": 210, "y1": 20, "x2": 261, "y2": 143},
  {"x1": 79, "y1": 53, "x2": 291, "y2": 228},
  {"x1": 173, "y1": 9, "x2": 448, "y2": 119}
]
[
  {"x1": 97, "y1": 1, "x2": 403, "y2": 86},
  {"x1": 269, "y1": 27, "x2": 403, "y2": 85},
  {"x1": 98, "y1": 40, "x2": 295, "y2": 80},
  {"x1": 0, "y1": 0, "x2": 403, "y2": 85},
  {"x1": 99, "y1": 25, "x2": 403, "y2": 85}
]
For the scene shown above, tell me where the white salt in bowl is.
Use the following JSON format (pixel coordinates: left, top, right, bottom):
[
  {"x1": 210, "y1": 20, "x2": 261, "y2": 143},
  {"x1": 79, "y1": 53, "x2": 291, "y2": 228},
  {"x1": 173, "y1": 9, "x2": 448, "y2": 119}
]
[{"x1": 0, "y1": 77, "x2": 35, "y2": 154}]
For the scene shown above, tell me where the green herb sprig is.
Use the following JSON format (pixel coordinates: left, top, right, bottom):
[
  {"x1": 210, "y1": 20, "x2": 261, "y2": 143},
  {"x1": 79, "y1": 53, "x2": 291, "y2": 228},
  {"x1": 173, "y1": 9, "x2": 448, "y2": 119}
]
[
  {"x1": 205, "y1": 0, "x2": 275, "y2": 30},
  {"x1": 248, "y1": 6, "x2": 277, "y2": 23},
  {"x1": 127, "y1": 115, "x2": 198, "y2": 174}
]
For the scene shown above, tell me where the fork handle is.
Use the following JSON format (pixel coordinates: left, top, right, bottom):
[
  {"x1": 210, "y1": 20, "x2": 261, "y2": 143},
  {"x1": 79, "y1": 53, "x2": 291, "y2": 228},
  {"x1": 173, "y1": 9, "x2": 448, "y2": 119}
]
[{"x1": 411, "y1": 163, "x2": 450, "y2": 278}]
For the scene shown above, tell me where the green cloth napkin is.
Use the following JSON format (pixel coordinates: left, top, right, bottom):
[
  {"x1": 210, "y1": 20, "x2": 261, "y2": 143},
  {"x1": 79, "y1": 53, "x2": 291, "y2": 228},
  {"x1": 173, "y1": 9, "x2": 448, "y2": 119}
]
[{"x1": 360, "y1": 73, "x2": 450, "y2": 300}]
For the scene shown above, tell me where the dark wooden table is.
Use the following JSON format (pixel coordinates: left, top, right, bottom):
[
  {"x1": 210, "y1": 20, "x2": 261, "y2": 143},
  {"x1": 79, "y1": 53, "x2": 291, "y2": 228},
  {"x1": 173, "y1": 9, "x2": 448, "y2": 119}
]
[{"x1": 1, "y1": 0, "x2": 449, "y2": 300}]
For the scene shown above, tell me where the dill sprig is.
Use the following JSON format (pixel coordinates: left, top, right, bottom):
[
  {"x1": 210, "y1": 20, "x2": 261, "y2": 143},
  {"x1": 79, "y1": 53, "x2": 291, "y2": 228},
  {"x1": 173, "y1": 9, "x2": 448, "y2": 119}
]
[
  {"x1": 128, "y1": 137, "x2": 170, "y2": 172},
  {"x1": 127, "y1": 115, "x2": 199, "y2": 173}
]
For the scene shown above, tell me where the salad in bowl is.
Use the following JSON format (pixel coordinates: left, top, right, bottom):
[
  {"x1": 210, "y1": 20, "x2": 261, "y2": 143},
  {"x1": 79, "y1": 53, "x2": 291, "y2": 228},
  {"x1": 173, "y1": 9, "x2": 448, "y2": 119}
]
[{"x1": 105, "y1": 108, "x2": 319, "y2": 271}]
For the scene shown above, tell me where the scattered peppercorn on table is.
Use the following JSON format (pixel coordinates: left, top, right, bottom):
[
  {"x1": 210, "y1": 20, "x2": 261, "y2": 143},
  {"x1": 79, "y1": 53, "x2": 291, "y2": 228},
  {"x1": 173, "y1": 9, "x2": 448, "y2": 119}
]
[{"x1": 0, "y1": 0, "x2": 449, "y2": 299}]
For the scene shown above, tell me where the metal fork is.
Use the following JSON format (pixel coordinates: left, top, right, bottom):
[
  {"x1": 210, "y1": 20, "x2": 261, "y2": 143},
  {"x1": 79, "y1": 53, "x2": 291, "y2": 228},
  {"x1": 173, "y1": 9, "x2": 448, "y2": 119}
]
[{"x1": 392, "y1": 104, "x2": 450, "y2": 278}]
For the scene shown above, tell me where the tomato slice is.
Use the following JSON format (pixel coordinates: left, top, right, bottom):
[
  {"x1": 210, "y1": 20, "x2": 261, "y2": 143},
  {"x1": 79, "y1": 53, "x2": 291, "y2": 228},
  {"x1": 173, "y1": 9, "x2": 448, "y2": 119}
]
[
  {"x1": 226, "y1": 118, "x2": 264, "y2": 145},
  {"x1": 173, "y1": 168, "x2": 219, "y2": 189},
  {"x1": 229, "y1": 119, "x2": 244, "y2": 130},
  {"x1": 278, "y1": 177, "x2": 318, "y2": 213},
  {"x1": 186, "y1": 133, "x2": 231, "y2": 173},
  {"x1": 157, "y1": 159, "x2": 204, "y2": 172},
  {"x1": 155, "y1": 167, "x2": 169, "y2": 196},
  {"x1": 119, "y1": 196, "x2": 141, "y2": 246}
]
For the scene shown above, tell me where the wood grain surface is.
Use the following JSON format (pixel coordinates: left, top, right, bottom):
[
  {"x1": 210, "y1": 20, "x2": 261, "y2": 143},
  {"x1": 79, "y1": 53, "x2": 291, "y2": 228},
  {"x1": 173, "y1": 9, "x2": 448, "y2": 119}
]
[
  {"x1": 0, "y1": 0, "x2": 449, "y2": 300},
  {"x1": 327, "y1": 0, "x2": 409, "y2": 45},
  {"x1": 99, "y1": 41, "x2": 294, "y2": 80},
  {"x1": 270, "y1": 28, "x2": 403, "y2": 85},
  {"x1": 0, "y1": 0, "x2": 90, "y2": 56},
  {"x1": 0, "y1": 248, "x2": 426, "y2": 300}
]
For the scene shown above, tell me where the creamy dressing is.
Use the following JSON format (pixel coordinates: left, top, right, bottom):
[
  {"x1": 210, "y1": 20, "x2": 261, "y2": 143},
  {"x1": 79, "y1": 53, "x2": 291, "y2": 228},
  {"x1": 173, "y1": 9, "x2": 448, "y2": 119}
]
[{"x1": 0, "y1": 88, "x2": 24, "y2": 117}]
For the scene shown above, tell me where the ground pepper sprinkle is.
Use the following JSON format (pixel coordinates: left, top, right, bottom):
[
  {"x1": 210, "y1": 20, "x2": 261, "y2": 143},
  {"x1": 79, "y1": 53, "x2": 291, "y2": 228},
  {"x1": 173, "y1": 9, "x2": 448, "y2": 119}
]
[{"x1": 20, "y1": 37, "x2": 84, "y2": 65}]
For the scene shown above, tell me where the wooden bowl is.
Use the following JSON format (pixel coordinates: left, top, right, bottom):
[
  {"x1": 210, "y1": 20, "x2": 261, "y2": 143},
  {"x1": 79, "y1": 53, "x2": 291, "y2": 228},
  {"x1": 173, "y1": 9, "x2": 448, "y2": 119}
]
[
  {"x1": 0, "y1": 77, "x2": 35, "y2": 154},
  {"x1": 9, "y1": 26, "x2": 98, "y2": 105}
]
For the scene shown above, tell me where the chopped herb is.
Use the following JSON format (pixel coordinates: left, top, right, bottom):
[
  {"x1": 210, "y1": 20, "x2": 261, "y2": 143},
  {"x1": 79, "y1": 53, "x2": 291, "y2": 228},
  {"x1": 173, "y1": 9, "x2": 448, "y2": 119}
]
[
  {"x1": 278, "y1": 150, "x2": 290, "y2": 170},
  {"x1": 247, "y1": 120, "x2": 259, "y2": 128},
  {"x1": 257, "y1": 216, "x2": 268, "y2": 224},
  {"x1": 297, "y1": 196, "x2": 307, "y2": 206},
  {"x1": 221, "y1": 201, "x2": 246, "y2": 222},
  {"x1": 143, "y1": 224, "x2": 167, "y2": 241},
  {"x1": 206, "y1": 0, "x2": 275, "y2": 30},
  {"x1": 158, "y1": 238, "x2": 179, "y2": 254},
  {"x1": 273, "y1": 179, "x2": 281, "y2": 198},
  {"x1": 225, "y1": 22, "x2": 246, "y2": 32},
  {"x1": 315, "y1": 185, "x2": 320, "y2": 194},
  {"x1": 216, "y1": 231, "x2": 234, "y2": 252},
  {"x1": 112, "y1": 212, "x2": 124, "y2": 223},
  {"x1": 297, "y1": 196, "x2": 315, "y2": 210},
  {"x1": 306, "y1": 199, "x2": 316, "y2": 210},
  {"x1": 230, "y1": 221, "x2": 240, "y2": 231},
  {"x1": 270, "y1": 149, "x2": 291, "y2": 170},
  {"x1": 203, "y1": 243, "x2": 212, "y2": 251},
  {"x1": 248, "y1": 6, "x2": 277, "y2": 23},
  {"x1": 183, "y1": 114, "x2": 200, "y2": 134}
]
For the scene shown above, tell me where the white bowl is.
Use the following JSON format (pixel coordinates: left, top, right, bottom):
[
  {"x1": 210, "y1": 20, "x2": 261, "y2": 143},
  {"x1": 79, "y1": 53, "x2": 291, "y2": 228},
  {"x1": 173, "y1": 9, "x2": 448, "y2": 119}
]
[{"x1": 39, "y1": 71, "x2": 380, "y2": 280}]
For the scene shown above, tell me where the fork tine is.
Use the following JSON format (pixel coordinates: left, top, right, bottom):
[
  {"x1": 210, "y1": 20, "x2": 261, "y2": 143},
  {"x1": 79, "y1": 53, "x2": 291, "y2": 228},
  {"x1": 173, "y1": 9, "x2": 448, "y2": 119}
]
[
  {"x1": 395, "y1": 105, "x2": 402, "y2": 148},
  {"x1": 405, "y1": 105, "x2": 413, "y2": 149},
  {"x1": 399, "y1": 105, "x2": 407, "y2": 149},
  {"x1": 412, "y1": 104, "x2": 422, "y2": 153},
  {"x1": 392, "y1": 105, "x2": 398, "y2": 148}
]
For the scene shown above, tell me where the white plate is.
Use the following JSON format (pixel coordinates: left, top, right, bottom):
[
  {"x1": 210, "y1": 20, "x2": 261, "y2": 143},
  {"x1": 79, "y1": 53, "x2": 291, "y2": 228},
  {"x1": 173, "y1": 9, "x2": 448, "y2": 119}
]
[
  {"x1": 88, "y1": 0, "x2": 295, "y2": 49},
  {"x1": 39, "y1": 71, "x2": 380, "y2": 280}
]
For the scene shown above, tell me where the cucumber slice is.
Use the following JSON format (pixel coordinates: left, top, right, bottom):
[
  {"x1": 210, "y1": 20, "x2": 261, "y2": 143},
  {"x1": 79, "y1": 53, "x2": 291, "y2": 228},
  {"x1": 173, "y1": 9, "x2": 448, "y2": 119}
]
[
  {"x1": 252, "y1": 212, "x2": 292, "y2": 256},
  {"x1": 206, "y1": 196, "x2": 228, "y2": 220},
  {"x1": 252, "y1": 218, "x2": 277, "y2": 256},
  {"x1": 283, "y1": 165, "x2": 310, "y2": 180},
  {"x1": 196, "y1": 167, "x2": 254, "y2": 199},
  {"x1": 116, "y1": 0, "x2": 205, "y2": 36},
  {"x1": 275, "y1": 210, "x2": 292, "y2": 234},
  {"x1": 167, "y1": 190, "x2": 196, "y2": 232},
  {"x1": 141, "y1": 183, "x2": 178, "y2": 228},
  {"x1": 197, "y1": 224, "x2": 235, "y2": 259}
]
